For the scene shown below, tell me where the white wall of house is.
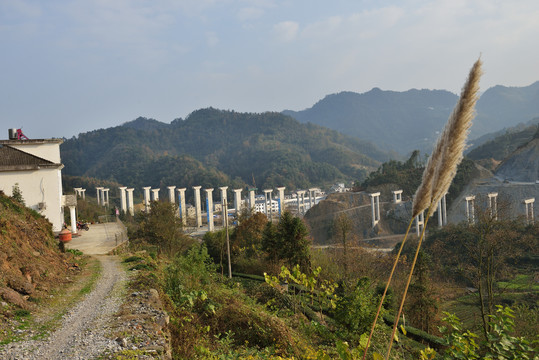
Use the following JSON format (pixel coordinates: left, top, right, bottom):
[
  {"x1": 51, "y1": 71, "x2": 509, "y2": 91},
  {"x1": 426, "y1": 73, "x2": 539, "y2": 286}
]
[
  {"x1": 7, "y1": 140, "x2": 62, "y2": 163},
  {"x1": 0, "y1": 167, "x2": 64, "y2": 232}
]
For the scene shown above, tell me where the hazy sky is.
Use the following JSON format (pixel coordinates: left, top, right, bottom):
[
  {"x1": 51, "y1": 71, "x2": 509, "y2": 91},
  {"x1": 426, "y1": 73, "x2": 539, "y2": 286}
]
[{"x1": 2, "y1": 0, "x2": 539, "y2": 139}]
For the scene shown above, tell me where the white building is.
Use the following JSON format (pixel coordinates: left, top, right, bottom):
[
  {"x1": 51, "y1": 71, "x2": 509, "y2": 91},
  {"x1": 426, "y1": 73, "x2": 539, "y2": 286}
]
[
  {"x1": 0, "y1": 136, "x2": 64, "y2": 232},
  {"x1": 254, "y1": 195, "x2": 279, "y2": 214}
]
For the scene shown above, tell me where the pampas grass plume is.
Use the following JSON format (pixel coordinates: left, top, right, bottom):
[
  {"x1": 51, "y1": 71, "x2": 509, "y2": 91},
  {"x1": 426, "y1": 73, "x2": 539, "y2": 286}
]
[{"x1": 412, "y1": 58, "x2": 483, "y2": 218}]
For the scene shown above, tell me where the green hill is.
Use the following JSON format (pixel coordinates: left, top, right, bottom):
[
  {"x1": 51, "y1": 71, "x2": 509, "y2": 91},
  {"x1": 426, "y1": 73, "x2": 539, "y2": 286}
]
[
  {"x1": 283, "y1": 82, "x2": 539, "y2": 155},
  {"x1": 467, "y1": 119, "x2": 539, "y2": 170},
  {"x1": 61, "y1": 109, "x2": 390, "y2": 192}
]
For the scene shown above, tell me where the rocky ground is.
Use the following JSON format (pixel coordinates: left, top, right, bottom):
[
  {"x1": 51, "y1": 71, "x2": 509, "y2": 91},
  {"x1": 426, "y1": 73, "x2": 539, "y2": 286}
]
[{"x1": 0, "y1": 254, "x2": 171, "y2": 359}]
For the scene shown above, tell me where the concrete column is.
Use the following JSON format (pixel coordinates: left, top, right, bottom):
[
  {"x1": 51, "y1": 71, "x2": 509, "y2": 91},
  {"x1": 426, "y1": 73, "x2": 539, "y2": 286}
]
[
  {"x1": 219, "y1": 187, "x2": 228, "y2": 227},
  {"x1": 488, "y1": 192, "x2": 498, "y2": 220},
  {"x1": 81, "y1": 189, "x2": 86, "y2": 200},
  {"x1": 119, "y1": 187, "x2": 127, "y2": 214},
  {"x1": 101, "y1": 188, "x2": 107, "y2": 206},
  {"x1": 524, "y1": 198, "x2": 535, "y2": 225},
  {"x1": 126, "y1": 188, "x2": 134, "y2": 215},
  {"x1": 176, "y1": 188, "x2": 187, "y2": 225},
  {"x1": 193, "y1": 186, "x2": 202, "y2": 227},
  {"x1": 69, "y1": 205, "x2": 77, "y2": 235},
  {"x1": 308, "y1": 188, "x2": 316, "y2": 210},
  {"x1": 151, "y1": 188, "x2": 159, "y2": 201},
  {"x1": 233, "y1": 189, "x2": 242, "y2": 216},
  {"x1": 96, "y1": 187, "x2": 103, "y2": 205},
  {"x1": 205, "y1": 188, "x2": 214, "y2": 231},
  {"x1": 392, "y1": 190, "x2": 403, "y2": 204},
  {"x1": 263, "y1": 189, "x2": 272, "y2": 219},
  {"x1": 369, "y1": 192, "x2": 381, "y2": 227},
  {"x1": 415, "y1": 211, "x2": 425, "y2": 236},
  {"x1": 296, "y1": 190, "x2": 306, "y2": 215},
  {"x1": 442, "y1": 193, "x2": 447, "y2": 225},
  {"x1": 74, "y1": 187, "x2": 82, "y2": 197},
  {"x1": 142, "y1": 187, "x2": 151, "y2": 212},
  {"x1": 105, "y1": 188, "x2": 110, "y2": 206},
  {"x1": 276, "y1": 187, "x2": 285, "y2": 216},
  {"x1": 465, "y1": 195, "x2": 475, "y2": 224},
  {"x1": 167, "y1": 186, "x2": 176, "y2": 203},
  {"x1": 249, "y1": 188, "x2": 256, "y2": 211}
]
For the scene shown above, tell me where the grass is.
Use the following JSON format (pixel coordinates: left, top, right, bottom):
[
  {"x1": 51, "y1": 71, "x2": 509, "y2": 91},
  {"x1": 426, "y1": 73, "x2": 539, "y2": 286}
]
[{"x1": 497, "y1": 274, "x2": 539, "y2": 291}]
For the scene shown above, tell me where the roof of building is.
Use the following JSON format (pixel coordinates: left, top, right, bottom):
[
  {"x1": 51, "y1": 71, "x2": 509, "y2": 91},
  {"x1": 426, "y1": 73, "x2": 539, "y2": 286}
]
[
  {"x1": 0, "y1": 145, "x2": 63, "y2": 172},
  {"x1": 0, "y1": 139, "x2": 63, "y2": 145}
]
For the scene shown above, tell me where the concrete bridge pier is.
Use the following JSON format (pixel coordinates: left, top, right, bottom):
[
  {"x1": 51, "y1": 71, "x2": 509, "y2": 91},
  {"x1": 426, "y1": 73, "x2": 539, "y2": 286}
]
[
  {"x1": 220, "y1": 187, "x2": 228, "y2": 227},
  {"x1": 176, "y1": 188, "x2": 187, "y2": 225},
  {"x1": 276, "y1": 187, "x2": 285, "y2": 216},
  {"x1": 142, "y1": 187, "x2": 151, "y2": 212},
  {"x1": 193, "y1": 186, "x2": 202, "y2": 227},
  {"x1": 168, "y1": 186, "x2": 176, "y2": 203},
  {"x1": 119, "y1": 187, "x2": 127, "y2": 214},
  {"x1": 126, "y1": 188, "x2": 134, "y2": 215},
  {"x1": 205, "y1": 188, "x2": 214, "y2": 231}
]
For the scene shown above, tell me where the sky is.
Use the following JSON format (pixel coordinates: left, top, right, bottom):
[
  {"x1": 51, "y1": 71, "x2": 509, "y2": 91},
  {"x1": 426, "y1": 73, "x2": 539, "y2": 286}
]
[{"x1": 1, "y1": 0, "x2": 539, "y2": 139}]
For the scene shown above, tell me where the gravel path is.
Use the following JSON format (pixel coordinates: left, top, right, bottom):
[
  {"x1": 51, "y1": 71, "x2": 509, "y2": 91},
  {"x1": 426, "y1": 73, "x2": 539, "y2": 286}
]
[{"x1": 0, "y1": 255, "x2": 127, "y2": 360}]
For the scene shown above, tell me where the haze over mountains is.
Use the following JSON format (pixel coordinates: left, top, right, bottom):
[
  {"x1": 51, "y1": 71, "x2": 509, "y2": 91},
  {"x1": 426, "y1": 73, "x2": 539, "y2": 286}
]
[{"x1": 283, "y1": 81, "x2": 539, "y2": 155}]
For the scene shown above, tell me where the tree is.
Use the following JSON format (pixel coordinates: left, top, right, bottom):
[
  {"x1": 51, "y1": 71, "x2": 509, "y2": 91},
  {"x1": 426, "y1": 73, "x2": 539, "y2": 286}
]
[
  {"x1": 137, "y1": 201, "x2": 194, "y2": 255},
  {"x1": 262, "y1": 211, "x2": 311, "y2": 272},
  {"x1": 425, "y1": 196, "x2": 532, "y2": 338},
  {"x1": 334, "y1": 212, "x2": 353, "y2": 277},
  {"x1": 11, "y1": 183, "x2": 24, "y2": 205}
]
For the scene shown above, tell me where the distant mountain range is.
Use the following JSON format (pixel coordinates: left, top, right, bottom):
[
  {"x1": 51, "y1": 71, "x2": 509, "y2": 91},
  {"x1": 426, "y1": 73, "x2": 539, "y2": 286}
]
[
  {"x1": 283, "y1": 81, "x2": 539, "y2": 155},
  {"x1": 61, "y1": 109, "x2": 391, "y2": 192}
]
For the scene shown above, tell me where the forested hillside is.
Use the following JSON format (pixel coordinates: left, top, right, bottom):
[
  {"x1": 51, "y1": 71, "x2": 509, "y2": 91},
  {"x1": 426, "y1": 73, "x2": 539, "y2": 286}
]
[
  {"x1": 283, "y1": 81, "x2": 539, "y2": 155},
  {"x1": 283, "y1": 88, "x2": 458, "y2": 154},
  {"x1": 467, "y1": 120, "x2": 539, "y2": 169},
  {"x1": 61, "y1": 109, "x2": 390, "y2": 191}
]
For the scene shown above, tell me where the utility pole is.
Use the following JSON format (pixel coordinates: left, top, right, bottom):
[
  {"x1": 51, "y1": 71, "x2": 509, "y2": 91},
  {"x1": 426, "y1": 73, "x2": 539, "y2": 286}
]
[{"x1": 224, "y1": 199, "x2": 232, "y2": 278}]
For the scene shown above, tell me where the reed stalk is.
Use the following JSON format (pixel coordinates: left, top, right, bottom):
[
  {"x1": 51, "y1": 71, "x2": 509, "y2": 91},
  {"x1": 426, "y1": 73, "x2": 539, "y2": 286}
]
[
  {"x1": 362, "y1": 58, "x2": 483, "y2": 359},
  {"x1": 361, "y1": 217, "x2": 414, "y2": 360}
]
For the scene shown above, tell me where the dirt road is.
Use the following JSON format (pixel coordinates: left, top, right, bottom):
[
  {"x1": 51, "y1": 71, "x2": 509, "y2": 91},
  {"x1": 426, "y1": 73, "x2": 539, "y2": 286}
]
[{"x1": 0, "y1": 223, "x2": 129, "y2": 359}]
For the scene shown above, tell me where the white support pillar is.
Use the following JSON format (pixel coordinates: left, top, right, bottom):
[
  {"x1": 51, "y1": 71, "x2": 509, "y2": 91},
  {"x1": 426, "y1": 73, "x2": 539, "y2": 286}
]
[
  {"x1": 74, "y1": 187, "x2": 82, "y2": 197},
  {"x1": 69, "y1": 205, "x2": 77, "y2": 235},
  {"x1": 177, "y1": 188, "x2": 187, "y2": 225},
  {"x1": 524, "y1": 198, "x2": 535, "y2": 225},
  {"x1": 151, "y1": 188, "x2": 159, "y2": 201},
  {"x1": 205, "y1": 188, "x2": 214, "y2": 231},
  {"x1": 465, "y1": 195, "x2": 475, "y2": 224},
  {"x1": 233, "y1": 189, "x2": 242, "y2": 216},
  {"x1": 392, "y1": 190, "x2": 403, "y2": 204},
  {"x1": 167, "y1": 186, "x2": 176, "y2": 203},
  {"x1": 81, "y1": 189, "x2": 86, "y2": 200},
  {"x1": 415, "y1": 211, "x2": 425, "y2": 236},
  {"x1": 96, "y1": 187, "x2": 103, "y2": 205},
  {"x1": 193, "y1": 186, "x2": 202, "y2": 227},
  {"x1": 101, "y1": 188, "x2": 107, "y2": 207},
  {"x1": 142, "y1": 187, "x2": 151, "y2": 212},
  {"x1": 249, "y1": 188, "x2": 256, "y2": 211},
  {"x1": 488, "y1": 192, "x2": 498, "y2": 220},
  {"x1": 219, "y1": 187, "x2": 228, "y2": 227},
  {"x1": 263, "y1": 189, "x2": 272, "y2": 219},
  {"x1": 296, "y1": 190, "x2": 306, "y2": 215},
  {"x1": 119, "y1": 187, "x2": 127, "y2": 214},
  {"x1": 126, "y1": 188, "x2": 134, "y2": 216},
  {"x1": 276, "y1": 187, "x2": 285, "y2": 216},
  {"x1": 308, "y1": 189, "x2": 314, "y2": 210},
  {"x1": 369, "y1": 192, "x2": 381, "y2": 227},
  {"x1": 437, "y1": 193, "x2": 448, "y2": 227},
  {"x1": 104, "y1": 188, "x2": 110, "y2": 207}
]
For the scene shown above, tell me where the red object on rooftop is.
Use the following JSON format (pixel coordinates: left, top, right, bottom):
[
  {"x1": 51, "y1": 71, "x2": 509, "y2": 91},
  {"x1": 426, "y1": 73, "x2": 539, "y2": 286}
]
[{"x1": 16, "y1": 129, "x2": 29, "y2": 140}]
